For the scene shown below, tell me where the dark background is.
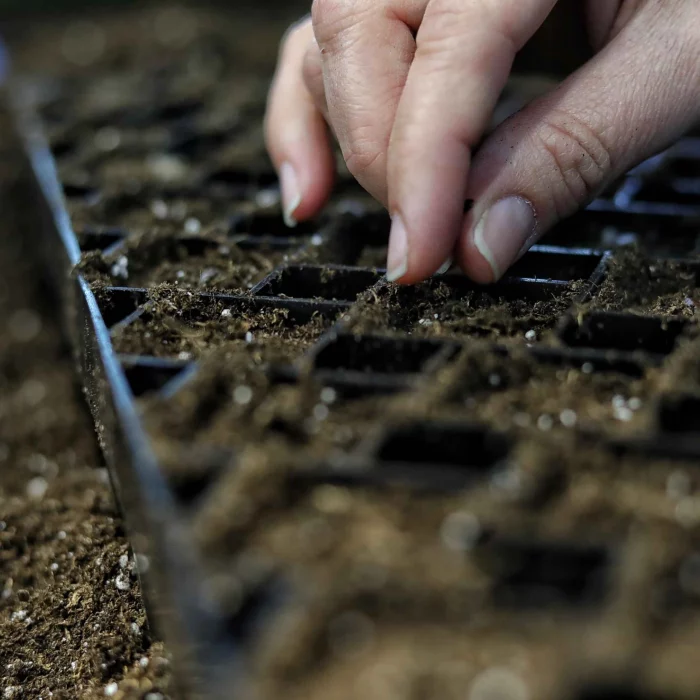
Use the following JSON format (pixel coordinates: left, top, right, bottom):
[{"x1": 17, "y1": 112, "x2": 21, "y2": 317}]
[{"x1": 0, "y1": 0, "x2": 591, "y2": 77}]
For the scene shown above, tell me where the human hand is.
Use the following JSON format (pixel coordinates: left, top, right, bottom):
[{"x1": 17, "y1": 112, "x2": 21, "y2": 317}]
[{"x1": 264, "y1": 1, "x2": 700, "y2": 284}]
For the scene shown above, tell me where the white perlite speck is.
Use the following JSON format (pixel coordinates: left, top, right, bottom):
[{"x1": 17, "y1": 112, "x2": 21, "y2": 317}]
[
  {"x1": 221, "y1": 308, "x2": 232, "y2": 319},
  {"x1": 115, "y1": 573, "x2": 131, "y2": 591},
  {"x1": 110, "y1": 256, "x2": 129, "y2": 280},
  {"x1": 525, "y1": 329, "x2": 537, "y2": 341},
  {"x1": 537, "y1": 414, "x2": 553, "y2": 431},
  {"x1": 27, "y1": 476, "x2": 48, "y2": 500},
  {"x1": 233, "y1": 386, "x2": 253, "y2": 405},
  {"x1": 559, "y1": 409, "x2": 577, "y2": 428},
  {"x1": 245, "y1": 332, "x2": 254, "y2": 344},
  {"x1": 184, "y1": 217, "x2": 201, "y2": 235},
  {"x1": 320, "y1": 387, "x2": 337, "y2": 405},
  {"x1": 119, "y1": 554, "x2": 129, "y2": 569},
  {"x1": 440, "y1": 511, "x2": 481, "y2": 551},
  {"x1": 613, "y1": 405, "x2": 634, "y2": 422},
  {"x1": 313, "y1": 404, "x2": 329, "y2": 421},
  {"x1": 104, "y1": 682, "x2": 118, "y2": 697}
]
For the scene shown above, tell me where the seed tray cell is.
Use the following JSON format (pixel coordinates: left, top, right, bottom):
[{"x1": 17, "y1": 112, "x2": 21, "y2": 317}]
[
  {"x1": 506, "y1": 246, "x2": 605, "y2": 282},
  {"x1": 374, "y1": 421, "x2": 511, "y2": 471},
  {"x1": 77, "y1": 228, "x2": 126, "y2": 253},
  {"x1": 110, "y1": 293, "x2": 337, "y2": 360},
  {"x1": 253, "y1": 264, "x2": 384, "y2": 303},
  {"x1": 475, "y1": 536, "x2": 612, "y2": 608},
  {"x1": 312, "y1": 333, "x2": 456, "y2": 377},
  {"x1": 558, "y1": 311, "x2": 688, "y2": 357},
  {"x1": 229, "y1": 210, "x2": 322, "y2": 240},
  {"x1": 119, "y1": 354, "x2": 196, "y2": 399},
  {"x1": 14, "y1": 9, "x2": 700, "y2": 700}
]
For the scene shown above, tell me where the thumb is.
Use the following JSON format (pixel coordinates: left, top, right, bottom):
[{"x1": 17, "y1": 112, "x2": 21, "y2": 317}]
[{"x1": 458, "y1": 1, "x2": 700, "y2": 283}]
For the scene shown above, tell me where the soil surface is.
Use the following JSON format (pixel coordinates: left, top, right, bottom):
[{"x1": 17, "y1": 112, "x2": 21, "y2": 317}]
[
  {"x1": 10, "y1": 4, "x2": 700, "y2": 700},
  {"x1": 0, "y1": 117, "x2": 172, "y2": 697}
]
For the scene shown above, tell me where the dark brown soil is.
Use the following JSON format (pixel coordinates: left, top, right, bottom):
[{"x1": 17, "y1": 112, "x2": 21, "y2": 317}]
[
  {"x1": 79, "y1": 232, "x2": 288, "y2": 293},
  {"x1": 348, "y1": 276, "x2": 587, "y2": 342},
  {"x1": 0, "y1": 123, "x2": 172, "y2": 697},
  {"x1": 13, "y1": 3, "x2": 700, "y2": 700},
  {"x1": 110, "y1": 292, "x2": 331, "y2": 360},
  {"x1": 594, "y1": 247, "x2": 700, "y2": 317}
]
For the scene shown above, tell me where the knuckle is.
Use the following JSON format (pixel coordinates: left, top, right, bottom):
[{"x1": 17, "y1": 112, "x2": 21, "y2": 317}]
[
  {"x1": 342, "y1": 135, "x2": 384, "y2": 180},
  {"x1": 311, "y1": 0, "x2": 349, "y2": 43},
  {"x1": 311, "y1": 0, "x2": 375, "y2": 46},
  {"x1": 533, "y1": 110, "x2": 612, "y2": 213}
]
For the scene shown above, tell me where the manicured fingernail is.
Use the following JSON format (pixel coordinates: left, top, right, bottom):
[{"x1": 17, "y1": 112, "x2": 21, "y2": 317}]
[
  {"x1": 473, "y1": 197, "x2": 536, "y2": 281},
  {"x1": 386, "y1": 213, "x2": 408, "y2": 282},
  {"x1": 280, "y1": 161, "x2": 301, "y2": 228},
  {"x1": 435, "y1": 257, "x2": 453, "y2": 276}
]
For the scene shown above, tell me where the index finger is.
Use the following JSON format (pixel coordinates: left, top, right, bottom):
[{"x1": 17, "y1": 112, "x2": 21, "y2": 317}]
[{"x1": 385, "y1": 0, "x2": 557, "y2": 283}]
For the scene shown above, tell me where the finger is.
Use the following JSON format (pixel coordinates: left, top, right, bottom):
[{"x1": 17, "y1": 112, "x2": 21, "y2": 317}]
[
  {"x1": 385, "y1": 0, "x2": 557, "y2": 284},
  {"x1": 264, "y1": 18, "x2": 335, "y2": 227},
  {"x1": 457, "y1": 1, "x2": 700, "y2": 282},
  {"x1": 302, "y1": 38, "x2": 330, "y2": 123},
  {"x1": 311, "y1": 0, "x2": 427, "y2": 205}
]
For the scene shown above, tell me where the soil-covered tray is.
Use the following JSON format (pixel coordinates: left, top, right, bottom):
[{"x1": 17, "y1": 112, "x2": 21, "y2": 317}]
[{"x1": 11, "y1": 5, "x2": 700, "y2": 700}]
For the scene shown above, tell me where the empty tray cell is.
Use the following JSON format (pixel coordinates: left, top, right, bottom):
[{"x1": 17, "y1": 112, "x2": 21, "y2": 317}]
[
  {"x1": 158, "y1": 444, "x2": 233, "y2": 503},
  {"x1": 438, "y1": 274, "x2": 571, "y2": 303},
  {"x1": 547, "y1": 207, "x2": 700, "y2": 256},
  {"x1": 558, "y1": 312, "x2": 688, "y2": 356},
  {"x1": 657, "y1": 393, "x2": 700, "y2": 434},
  {"x1": 529, "y1": 346, "x2": 648, "y2": 378},
  {"x1": 230, "y1": 211, "x2": 321, "y2": 239},
  {"x1": 313, "y1": 334, "x2": 451, "y2": 375},
  {"x1": 507, "y1": 247, "x2": 604, "y2": 282},
  {"x1": 119, "y1": 355, "x2": 195, "y2": 398},
  {"x1": 664, "y1": 157, "x2": 700, "y2": 179},
  {"x1": 478, "y1": 537, "x2": 612, "y2": 607},
  {"x1": 62, "y1": 181, "x2": 100, "y2": 203},
  {"x1": 77, "y1": 228, "x2": 125, "y2": 253},
  {"x1": 93, "y1": 287, "x2": 147, "y2": 329},
  {"x1": 255, "y1": 265, "x2": 382, "y2": 303},
  {"x1": 634, "y1": 180, "x2": 700, "y2": 208},
  {"x1": 375, "y1": 422, "x2": 510, "y2": 470},
  {"x1": 329, "y1": 210, "x2": 391, "y2": 268}
]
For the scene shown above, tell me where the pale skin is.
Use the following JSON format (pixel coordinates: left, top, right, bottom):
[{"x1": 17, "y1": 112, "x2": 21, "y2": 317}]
[{"x1": 264, "y1": 0, "x2": 700, "y2": 284}]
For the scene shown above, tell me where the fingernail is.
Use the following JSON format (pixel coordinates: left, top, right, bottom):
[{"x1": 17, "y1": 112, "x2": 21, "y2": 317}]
[
  {"x1": 473, "y1": 197, "x2": 536, "y2": 281},
  {"x1": 435, "y1": 257, "x2": 453, "y2": 276},
  {"x1": 386, "y1": 213, "x2": 408, "y2": 282},
  {"x1": 280, "y1": 161, "x2": 301, "y2": 228}
]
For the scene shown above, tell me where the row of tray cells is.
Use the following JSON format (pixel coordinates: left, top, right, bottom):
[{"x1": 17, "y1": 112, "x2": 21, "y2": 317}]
[{"x1": 98, "y1": 282, "x2": 700, "y2": 442}]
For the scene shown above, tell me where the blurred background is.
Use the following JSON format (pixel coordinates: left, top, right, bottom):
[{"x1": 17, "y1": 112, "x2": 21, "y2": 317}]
[{"x1": 0, "y1": 0, "x2": 592, "y2": 77}]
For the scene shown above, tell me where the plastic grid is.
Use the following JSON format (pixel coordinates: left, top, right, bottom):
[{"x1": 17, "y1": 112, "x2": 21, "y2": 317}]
[{"x1": 11, "y1": 17, "x2": 700, "y2": 700}]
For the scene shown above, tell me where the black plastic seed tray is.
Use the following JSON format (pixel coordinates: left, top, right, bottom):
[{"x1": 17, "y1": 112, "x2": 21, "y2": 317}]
[{"x1": 12, "y1": 12, "x2": 700, "y2": 700}]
